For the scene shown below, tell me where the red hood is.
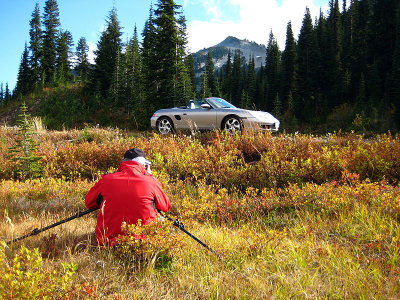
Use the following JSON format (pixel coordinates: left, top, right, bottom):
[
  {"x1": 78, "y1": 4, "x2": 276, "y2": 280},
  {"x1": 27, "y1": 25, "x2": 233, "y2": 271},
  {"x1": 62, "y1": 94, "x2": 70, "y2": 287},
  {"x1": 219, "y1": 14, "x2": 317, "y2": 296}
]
[{"x1": 117, "y1": 160, "x2": 147, "y2": 174}]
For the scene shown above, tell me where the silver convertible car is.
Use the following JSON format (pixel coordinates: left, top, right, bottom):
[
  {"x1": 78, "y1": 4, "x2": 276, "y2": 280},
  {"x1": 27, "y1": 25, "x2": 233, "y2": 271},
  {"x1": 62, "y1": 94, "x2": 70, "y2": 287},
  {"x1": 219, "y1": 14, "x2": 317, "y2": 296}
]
[{"x1": 150, "y1": 97, "x2": 280, "y2": 135}]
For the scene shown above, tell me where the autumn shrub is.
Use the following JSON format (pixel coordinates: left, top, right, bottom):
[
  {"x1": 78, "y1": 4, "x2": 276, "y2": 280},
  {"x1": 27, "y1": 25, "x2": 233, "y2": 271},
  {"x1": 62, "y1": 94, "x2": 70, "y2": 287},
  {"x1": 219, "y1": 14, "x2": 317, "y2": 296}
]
[
  {"x1": 1, "y1": 128, "x2": 400, "y2": 187},
  {"x1": 165, "y1": 173, "x2": 400, "y2": 226},
  {"x1": 112, "y1": 217, "x2": 184, "y2": 271}
]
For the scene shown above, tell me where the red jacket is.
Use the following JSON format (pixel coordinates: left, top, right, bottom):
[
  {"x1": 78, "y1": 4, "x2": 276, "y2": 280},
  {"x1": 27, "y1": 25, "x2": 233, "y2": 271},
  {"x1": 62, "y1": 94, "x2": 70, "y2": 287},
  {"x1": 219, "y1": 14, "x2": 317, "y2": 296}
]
[{"x1": 85, "y1": 161, "x2": 171, "y2": 246}]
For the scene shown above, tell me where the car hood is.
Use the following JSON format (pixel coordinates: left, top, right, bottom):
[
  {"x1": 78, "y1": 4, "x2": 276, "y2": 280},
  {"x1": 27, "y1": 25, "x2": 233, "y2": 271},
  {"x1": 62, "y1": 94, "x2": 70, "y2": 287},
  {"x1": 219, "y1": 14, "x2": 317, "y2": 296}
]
[{"x1": 245, "y1": 110, "x2": 280, "y2": 124}]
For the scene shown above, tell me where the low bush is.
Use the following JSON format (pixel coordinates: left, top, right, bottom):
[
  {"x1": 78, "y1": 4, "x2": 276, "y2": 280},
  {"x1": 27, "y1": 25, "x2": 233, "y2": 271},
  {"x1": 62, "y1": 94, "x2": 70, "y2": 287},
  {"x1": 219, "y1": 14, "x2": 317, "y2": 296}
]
[
  {"x1": 0, "y1": 242, "x2": 85, "y2": 299},
  {"x1": 112, "y1": 217, "x2": 184, "y2": 272}
]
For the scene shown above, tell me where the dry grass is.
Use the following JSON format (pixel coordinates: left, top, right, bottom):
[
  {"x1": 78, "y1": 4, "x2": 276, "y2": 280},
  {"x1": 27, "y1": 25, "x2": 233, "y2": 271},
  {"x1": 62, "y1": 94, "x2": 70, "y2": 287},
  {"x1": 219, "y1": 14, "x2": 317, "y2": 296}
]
[
  {"x1": 2, "y1": 191, "x2": 399, "y2": 298},
  {"x1": 1, "y1": 129, "x2": 399, "y2": 298}
]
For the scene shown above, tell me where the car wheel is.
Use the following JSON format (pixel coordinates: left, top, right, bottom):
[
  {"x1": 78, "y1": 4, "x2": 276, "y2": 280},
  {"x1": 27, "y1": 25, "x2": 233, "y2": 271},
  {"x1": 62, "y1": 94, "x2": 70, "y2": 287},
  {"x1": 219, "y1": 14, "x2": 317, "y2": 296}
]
[
  {"x1": 156, "y1": 117, "x2": 174, "y2": 135},
  {"x1": 222, "y1": 116, "x2": 242, "y2": 134}
]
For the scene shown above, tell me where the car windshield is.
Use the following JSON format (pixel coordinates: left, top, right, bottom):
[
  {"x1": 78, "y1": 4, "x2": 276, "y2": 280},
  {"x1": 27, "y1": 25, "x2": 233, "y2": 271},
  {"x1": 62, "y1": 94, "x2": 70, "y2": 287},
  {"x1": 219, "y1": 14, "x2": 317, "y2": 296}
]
[{"x1": 206, "y1": 97, "x2": 236, "y2": 109}]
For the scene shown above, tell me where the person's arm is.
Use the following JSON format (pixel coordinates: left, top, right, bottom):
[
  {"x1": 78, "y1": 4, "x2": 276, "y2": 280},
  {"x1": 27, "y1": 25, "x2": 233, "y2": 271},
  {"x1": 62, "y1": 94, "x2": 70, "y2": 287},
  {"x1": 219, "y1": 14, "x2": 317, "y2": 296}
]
[
  {"x1": 153, "y1": 178, "x2": 171, "y2": 212},
  {"x1": 85, "y1": 179, "x2": 103, "y2": 209}
]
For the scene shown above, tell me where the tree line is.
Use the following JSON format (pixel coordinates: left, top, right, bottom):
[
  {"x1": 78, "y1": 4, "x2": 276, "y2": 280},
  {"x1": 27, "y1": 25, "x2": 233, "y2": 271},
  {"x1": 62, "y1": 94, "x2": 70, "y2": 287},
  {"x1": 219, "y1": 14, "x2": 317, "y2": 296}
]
[
  {"x1": 200, "y1": 0, "x2": 400, "y2": 132},
  {"x1": 3, "y1": 0, "x2": 400, "y2": 132},
  {"x1": 3, "y1": 0, "x2": 194, "y2": 129}
]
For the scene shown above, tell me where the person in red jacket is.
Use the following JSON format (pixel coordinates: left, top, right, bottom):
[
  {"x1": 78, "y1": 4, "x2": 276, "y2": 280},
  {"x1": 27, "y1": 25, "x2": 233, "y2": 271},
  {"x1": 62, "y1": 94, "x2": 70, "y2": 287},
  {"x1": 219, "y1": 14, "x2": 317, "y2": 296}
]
[{"x1": 85, "y1": 148, "x2": 171, "y2": 246}]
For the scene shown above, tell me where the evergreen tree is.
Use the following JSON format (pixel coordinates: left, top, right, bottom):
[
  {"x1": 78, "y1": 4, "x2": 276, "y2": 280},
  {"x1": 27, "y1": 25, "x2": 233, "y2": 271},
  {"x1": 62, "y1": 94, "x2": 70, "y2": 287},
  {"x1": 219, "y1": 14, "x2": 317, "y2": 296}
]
[
  {"x1": 265, "y1": 31, "x2": 281, "y2": 111},
  {"x1": 41, "y1": 0, "x2": 61, "y2": 84},
  {"x1": 222, "y1": 49, "x2": 233, "y2": 101},
  {"x1": 273, "y1": 93, "x2": 282, "y2": 118},
  {"x1": 75, "y1": 37, "x2": 90, "y2": 83},
  {"x1": 281, "y1": 21, "x2": 297, "y2": 113},
  {"x1": 0, "y1": 83, "x2": 3, "y2": 106},
  {"x1": 174, "y1": 14, "x2": 193, "y2": 104},
  {"x1": 125, "y1": 26, "x2": 144, "y2": 114},
  {"x1": 231, "y1": 49, "x2": 242, "y2": 105},
  {"x1": 255, "y1": 66, "x2": 265, "y2": 109},
  {"x1": 142, "y1": 6, "x2": 158, "y2": 108},
  {"x1": 369, "y1": 0, "x2": 397, "y2": 95},
  {"x1": 4, "y1": 83, "x2": 11, "y2": 105},
  {"x1": 205, "y1": 48, "x2": 217, "y2": 96},
  {"x1": 390, "y1": 4, "x2": 400, "y2": 128},
  {"x1": 247, "y1": 55, "x2": 256, "y2": 106},
  {"x1": 92, "y1": 8, "x2": 123, "y2": 99},
  {"x1": 350, "y1": 0, "x2": 370, "y2": 102},
  {"x1": 8, "y1": 102, "x2": 43, "y2": 179},
  {"x1": 15, "y1": 43, "x2": 32, "y2": 97},
  {"x1": 341, "y1": 0, "x2": 352, "y2": 102},
  {"x1": 29, "y1": 3, "x2": 42, "y2": 88},
  {"x1": 185, "y1": 54, "x2": 197, "y2": 98},
  {"x1": 296, "y1": 8, "x2": 319, "y2": 122},
  {"x1": 109, "y1": 50, "x2": 126, "y2": 107},
  {"x1": 55, "y1": 30, "x2": 74, "y2": 84},
  {"x1": 153, "y1": 0, "x2": 184, "y2": 108},
  {"x1": 315, "y1": 10, "x2": 329, "y2": 119},
  {"x1": 200, "y1": 71, "x2": 211, "y2": 98},
  {"x1": 240, "y1": 89, "x2": 252, "y2": 109},
  {"x1": 325, "y1": 0, "x2": 343, "y2": 109}
]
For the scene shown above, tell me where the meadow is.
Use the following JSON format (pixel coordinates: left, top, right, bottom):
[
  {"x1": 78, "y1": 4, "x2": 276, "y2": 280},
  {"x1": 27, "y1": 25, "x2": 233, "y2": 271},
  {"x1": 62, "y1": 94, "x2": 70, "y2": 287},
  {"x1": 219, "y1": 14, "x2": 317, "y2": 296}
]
[{"x1": 1, "y1": 126, "x2": 400, "y2": 299}]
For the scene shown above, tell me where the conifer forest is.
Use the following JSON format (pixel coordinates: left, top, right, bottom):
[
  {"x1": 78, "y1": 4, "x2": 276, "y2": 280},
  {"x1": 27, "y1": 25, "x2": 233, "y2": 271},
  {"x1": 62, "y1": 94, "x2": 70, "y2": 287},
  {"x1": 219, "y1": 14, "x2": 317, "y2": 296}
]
[{"x1": 0, "y1": 0, "x2": 399, "y2": 133}]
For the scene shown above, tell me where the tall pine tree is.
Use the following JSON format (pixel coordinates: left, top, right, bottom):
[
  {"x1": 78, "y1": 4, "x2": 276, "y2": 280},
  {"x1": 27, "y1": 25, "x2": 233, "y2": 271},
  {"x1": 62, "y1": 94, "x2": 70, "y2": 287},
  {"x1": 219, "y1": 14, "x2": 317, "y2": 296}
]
[
  {"x1": 125, "y1": 26, "x2": 144, "y2": 115},
  {"x1": 0, "y1": 83, "x2": 4, "y2": 106},
  {"x1": 222, "y1": 50, "x2": 233, "y2": 101},
  {"x1": 29, "y1": 3, "x2": 42, "y2": 88},
  {"x1": 390, "y1": 3, "x2": 400, "y2": 128},
  {"x1": 153, "y1": 0, "x2": 184, "y2": 108},
  {"x1": 4, "y1": 83, "x2": 11, "y2": 105},
  {"x1": 55, "y1": 30, "x2": 74, "y2": 84},
  {"x1": 350, "y1": 0, "x2": 370, "y2": 103},
  {"x1": 369, "y1": 0, "x2": 397, "y2": 98},
  {"x1": 231, "y1": 49, "x2": 242, "y2": 106},
  {"x1": 265, "y1": 31, "x2": 281, "y2": 111},
  {"x1": 296, "y1": 8, "x2": 318, "y2": 122},
  {"x1": 325, "y1": 0, "x2": 343, "y2": 109},
  {"x1": 174, "y1": 14, "x2": 193, "y2": 104},
  {"x1": 185, "y1": 54, "x2": 197, "y2": 98},
  {"x1": 15, "y1": 43, "x2": 32, "y2": 97},
  {"x1": 281, "y1": 21, "x2": 297, "y2": 114},
  {"x1": 247, "y1": 55, "x2": 256, "y2": 106},
  {"x1": 200, "y1": 71, "x2": 211, "y2": 98},
  {"x1": 205, "y1": 48, "x2": 217, "y2": 96},
  {"x1": 92, "y1": 7, "x2": 123, "y2": 99},
  {"x1": 75, "y1": 37, "x2": 90, "y2": 83},
  {"x1": 41, "y1": 0, "x2": 60, "y2": 84}
]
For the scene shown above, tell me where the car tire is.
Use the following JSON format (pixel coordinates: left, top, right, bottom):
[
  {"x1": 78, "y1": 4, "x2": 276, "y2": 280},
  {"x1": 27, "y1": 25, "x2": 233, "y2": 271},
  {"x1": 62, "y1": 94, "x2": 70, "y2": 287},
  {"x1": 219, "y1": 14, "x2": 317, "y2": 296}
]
[
  {"x1": 156, "y1": 117, "x2": 175, "y2": 135},
  {"x1": 222, "y1": 116, "x2": 242, "y2": 134}
]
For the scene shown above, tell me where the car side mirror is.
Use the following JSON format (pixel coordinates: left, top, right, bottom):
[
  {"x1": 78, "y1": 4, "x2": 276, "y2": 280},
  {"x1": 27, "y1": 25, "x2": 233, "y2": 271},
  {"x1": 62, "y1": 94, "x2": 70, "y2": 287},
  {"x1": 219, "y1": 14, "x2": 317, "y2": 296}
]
[{"x1": 201, "y1": 103, "x2": 211, "y2": 109}]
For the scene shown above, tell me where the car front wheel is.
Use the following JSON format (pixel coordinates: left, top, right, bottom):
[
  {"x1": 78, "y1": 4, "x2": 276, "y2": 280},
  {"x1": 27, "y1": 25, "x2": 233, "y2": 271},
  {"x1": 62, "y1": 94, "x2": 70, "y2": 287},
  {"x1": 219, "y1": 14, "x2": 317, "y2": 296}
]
[
  {"x1": 156, "y1": 117, "x2": 174, "y2": 135},
  {"x1": 222, "y1": 116, "x2": 242, "y2": 134}
]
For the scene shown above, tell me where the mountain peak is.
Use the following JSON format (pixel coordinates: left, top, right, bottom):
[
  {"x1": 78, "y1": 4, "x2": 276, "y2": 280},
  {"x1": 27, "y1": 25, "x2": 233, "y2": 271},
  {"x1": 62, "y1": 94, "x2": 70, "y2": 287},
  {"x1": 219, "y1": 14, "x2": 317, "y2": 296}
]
[
  {"x1": 216, "y1": 36, "x2": 242, "y2": 47},
  {"x1": 216, "y1": 36, "x2": 264, "y2": 50},
  {"x1": 191, "y1": 36, "x2": 267, "y2": 78}
]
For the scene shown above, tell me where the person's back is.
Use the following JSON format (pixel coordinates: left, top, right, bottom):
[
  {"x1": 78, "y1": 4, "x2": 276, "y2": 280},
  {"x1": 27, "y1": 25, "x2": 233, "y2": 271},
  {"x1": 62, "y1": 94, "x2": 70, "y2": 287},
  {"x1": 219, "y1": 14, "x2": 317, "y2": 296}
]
[{"x1": 85, "y1": 149, "x2": 170, "y2": 246}]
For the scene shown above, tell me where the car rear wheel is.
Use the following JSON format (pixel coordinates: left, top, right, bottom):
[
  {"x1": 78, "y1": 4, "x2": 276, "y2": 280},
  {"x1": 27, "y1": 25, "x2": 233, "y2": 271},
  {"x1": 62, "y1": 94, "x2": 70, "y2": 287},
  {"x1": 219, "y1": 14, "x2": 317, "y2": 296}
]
[
  {"x1": 156, "y1": 117, "x2": 174, "y2": 135},
  {"x1": 222, "y1": 116, "x2": 242, "y2": 134}
]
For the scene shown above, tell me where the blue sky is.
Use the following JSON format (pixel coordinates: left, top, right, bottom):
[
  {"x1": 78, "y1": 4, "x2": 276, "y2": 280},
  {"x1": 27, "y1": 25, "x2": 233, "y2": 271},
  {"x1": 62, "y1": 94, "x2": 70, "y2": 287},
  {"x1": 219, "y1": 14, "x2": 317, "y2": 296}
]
[{"x1": 0, "y1": 0, "x2": 332, "y2": 91}]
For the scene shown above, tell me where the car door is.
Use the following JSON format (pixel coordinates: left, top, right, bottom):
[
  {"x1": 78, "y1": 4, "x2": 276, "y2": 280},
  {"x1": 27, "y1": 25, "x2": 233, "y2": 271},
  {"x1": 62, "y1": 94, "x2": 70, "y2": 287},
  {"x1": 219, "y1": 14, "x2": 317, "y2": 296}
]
[{"x1": 182, "y1": 101, "x2": 217, "y2": 130}]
